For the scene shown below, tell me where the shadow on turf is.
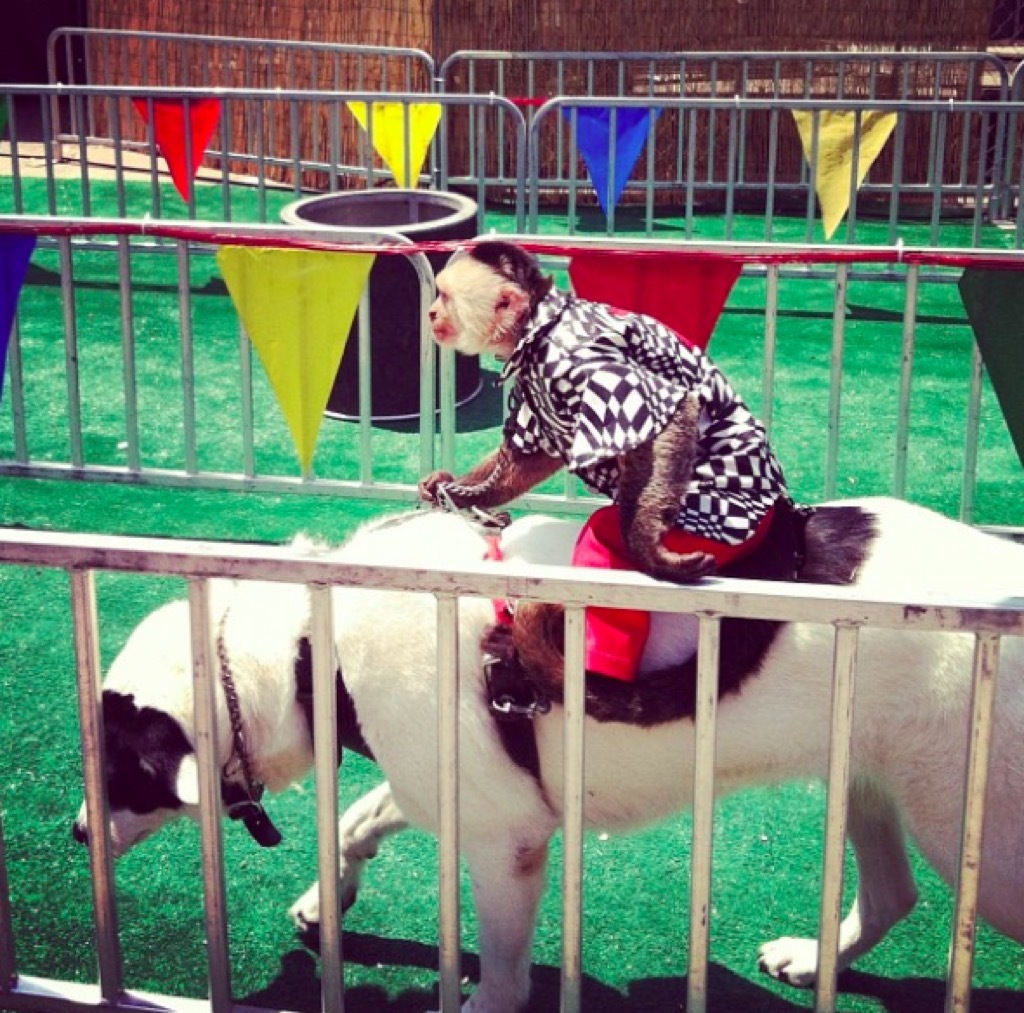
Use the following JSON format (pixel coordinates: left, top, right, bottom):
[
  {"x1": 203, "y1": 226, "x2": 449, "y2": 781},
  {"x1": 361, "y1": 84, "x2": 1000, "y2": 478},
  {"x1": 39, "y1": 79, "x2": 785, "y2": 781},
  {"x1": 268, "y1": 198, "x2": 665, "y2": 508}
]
[
  {"x1": 237, "y1": 934, "x2": 1024, "y2": 1011},
  {"x1": 236, "y1": 930, "x2": 843, "y2": 1012}
]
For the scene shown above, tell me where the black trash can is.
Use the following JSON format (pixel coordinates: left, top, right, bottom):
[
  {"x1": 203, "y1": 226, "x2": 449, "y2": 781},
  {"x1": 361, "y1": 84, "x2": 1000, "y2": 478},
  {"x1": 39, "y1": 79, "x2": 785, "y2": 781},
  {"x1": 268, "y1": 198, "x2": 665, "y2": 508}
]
[{"x1": 280, "y1": 189, "x2": 482, "y2": 421}]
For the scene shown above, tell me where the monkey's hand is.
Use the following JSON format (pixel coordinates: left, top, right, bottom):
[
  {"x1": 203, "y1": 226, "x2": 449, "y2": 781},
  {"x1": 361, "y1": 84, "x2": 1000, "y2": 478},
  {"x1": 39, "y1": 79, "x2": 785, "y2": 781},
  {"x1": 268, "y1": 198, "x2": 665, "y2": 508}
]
[
  {"x1": 419, "y1": 470, "x2": 456, "y2": 506},
  {"x1": 419, "y1": 445, "x2": 563, "y2": 511}
]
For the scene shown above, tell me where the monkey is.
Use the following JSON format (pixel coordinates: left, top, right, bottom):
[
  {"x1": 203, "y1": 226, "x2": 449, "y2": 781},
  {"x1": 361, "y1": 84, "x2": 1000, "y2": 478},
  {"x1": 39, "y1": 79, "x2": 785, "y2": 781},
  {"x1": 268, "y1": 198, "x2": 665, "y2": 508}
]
[{"x1": 420, "y1": 240, "x2": 790, "y2": 683}]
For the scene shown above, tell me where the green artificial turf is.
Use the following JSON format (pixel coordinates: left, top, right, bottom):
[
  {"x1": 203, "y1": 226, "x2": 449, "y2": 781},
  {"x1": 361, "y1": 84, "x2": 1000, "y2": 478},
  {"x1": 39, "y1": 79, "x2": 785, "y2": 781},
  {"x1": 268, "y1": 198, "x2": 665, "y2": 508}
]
[{"x1": 1, "y1": 178, "x2": 1023, "y2": 1012}]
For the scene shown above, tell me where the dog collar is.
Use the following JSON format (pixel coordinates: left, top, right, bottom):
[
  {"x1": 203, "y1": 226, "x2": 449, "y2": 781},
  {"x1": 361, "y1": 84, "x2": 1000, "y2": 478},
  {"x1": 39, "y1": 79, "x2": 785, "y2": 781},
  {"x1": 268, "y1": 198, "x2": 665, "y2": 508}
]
[{"x1": 217, "y1": 610, "x2": 283, "y2": 848}]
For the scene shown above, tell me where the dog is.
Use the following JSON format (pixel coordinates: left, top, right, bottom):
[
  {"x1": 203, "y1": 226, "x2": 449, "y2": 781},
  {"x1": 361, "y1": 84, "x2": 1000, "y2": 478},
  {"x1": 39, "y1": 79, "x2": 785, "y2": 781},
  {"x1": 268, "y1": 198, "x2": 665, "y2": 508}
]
[{"x1": 72, "y1": 499, "x2": 1024, "y2": 1012}]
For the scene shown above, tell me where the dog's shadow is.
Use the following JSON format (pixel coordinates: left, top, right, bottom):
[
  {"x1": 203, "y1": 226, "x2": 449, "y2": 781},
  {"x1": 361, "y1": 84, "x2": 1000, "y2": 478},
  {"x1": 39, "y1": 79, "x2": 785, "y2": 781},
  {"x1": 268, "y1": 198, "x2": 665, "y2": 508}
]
[
  {"x1": 237, "y1": 931, "x2": 813, "y2": 1012},
  {"x1": 238, "y1": 937, "x2": 1024, "y2": 1012}
]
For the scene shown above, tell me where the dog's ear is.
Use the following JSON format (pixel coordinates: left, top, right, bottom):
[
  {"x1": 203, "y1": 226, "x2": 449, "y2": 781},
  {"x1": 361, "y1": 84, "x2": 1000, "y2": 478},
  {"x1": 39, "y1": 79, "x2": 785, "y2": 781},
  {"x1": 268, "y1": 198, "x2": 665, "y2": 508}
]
[{"x1": 174, "y1": 753, "x2": 200, "y2": 807}]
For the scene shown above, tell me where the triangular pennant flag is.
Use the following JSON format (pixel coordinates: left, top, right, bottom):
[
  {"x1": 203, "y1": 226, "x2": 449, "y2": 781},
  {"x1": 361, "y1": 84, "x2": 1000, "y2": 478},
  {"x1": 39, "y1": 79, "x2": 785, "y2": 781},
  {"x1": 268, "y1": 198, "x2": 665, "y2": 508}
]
[
  {"x1": 346, "y1": 101, "x2": 442, "y2": 188},
  {"x1": 0, "y1": 234, "x2": 37, "y2": 405},
  {"x1": 792, "y1": 109, "x2": 897, "y2": 240},
  {"x1": 568, "y1": 251, "x2": 741, "y2": 350},
  {"x1": 216, "y1": 247, "x2": 375, "y2": 471},
  {"x1": 958, "y1": 268, "x2": 1024, "y2": 469},
  {"x1": 562, "y1": 106, "x2": 660, "y2": 217},
  {"x1": 132, "y1": 97, "x2": 222, "y2": 202}
]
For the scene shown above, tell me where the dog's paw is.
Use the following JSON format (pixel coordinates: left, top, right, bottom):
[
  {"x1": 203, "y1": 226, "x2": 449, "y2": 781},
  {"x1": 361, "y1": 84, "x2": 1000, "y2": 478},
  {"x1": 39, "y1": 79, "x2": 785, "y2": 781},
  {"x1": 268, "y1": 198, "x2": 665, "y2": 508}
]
[
  {"x1": 289, "y1": 884, "x2": 321, "y2": 933},
  {"x1": 757, "y1": 936, "x2": 820, "y2": 988},
  {"x1": 289, "y1": 878, "x2": 361, "y2": 934}
]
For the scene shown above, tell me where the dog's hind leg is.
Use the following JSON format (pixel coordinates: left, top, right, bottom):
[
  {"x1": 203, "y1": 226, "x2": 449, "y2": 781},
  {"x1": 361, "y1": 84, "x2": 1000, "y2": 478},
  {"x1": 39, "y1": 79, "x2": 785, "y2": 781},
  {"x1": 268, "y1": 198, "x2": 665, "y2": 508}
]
[
  {"x1": 289, "y1": 781, "x2": 408, "y2": 932},
  {"x1": 448, "y1": 833, "x2": 550, "y2": 1013},
  {"x1": 757, "y1": 776, "x2": 918, "y2": 987}
]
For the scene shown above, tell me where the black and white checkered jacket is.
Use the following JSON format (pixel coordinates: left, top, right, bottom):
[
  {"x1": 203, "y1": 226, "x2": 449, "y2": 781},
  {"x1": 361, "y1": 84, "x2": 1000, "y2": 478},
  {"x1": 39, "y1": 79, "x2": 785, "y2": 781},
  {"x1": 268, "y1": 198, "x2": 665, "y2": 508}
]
[{"x1": 498, "y1": 288, "x2": 789, "y2": 545}]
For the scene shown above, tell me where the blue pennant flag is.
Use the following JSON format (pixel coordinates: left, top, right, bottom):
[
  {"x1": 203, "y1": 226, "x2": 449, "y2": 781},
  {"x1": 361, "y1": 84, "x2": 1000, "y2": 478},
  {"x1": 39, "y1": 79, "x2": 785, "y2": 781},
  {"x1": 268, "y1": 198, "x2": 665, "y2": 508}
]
[
  {"x1": 563, "y1": 106, "x2": 661, "y2": 217},
  {"x1": 0, "y1": 235, "x2": 37, "y2": 405}
]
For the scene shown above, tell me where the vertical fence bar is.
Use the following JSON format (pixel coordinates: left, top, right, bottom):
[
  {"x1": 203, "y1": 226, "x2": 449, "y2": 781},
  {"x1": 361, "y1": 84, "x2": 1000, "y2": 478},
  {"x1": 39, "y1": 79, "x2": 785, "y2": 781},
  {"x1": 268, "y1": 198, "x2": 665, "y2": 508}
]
[
  {"x1": 888, "y1": 111, "x2": 908, "y2": 243},
  {"x1": 945, "y1": 632, "x2": 1001, "y2": 1013},
  {"x1": 560, "y1": 604, "x2": 587, "y2": 1013},
  {"x1": 357, "y1": 288, "x2": 374, "y2": 485},
  {"x1": 761, "y1": 265, "x2": 779, "y2": 437},
  {"x1": 186, "y1": 578, "x2": 233, "y2": 1013},
  {"x1": 7, "y1": 316, "x2": 28, "y2": 463},
  {"x1": 70, "y1": 568, "x2": 123, "y2": 1001},
  {"x1": 310, "y1": 583, "x2": 345, "y2": 1013},
  {"x1": 436, "y1": 593, "x2": 461, "y2": 1012},
  {"x1": 0, "y1": 808, "x2": 16, "y2": 990},
  {"x1": 825, "y1": 263, "x2": 849, "y2": 500},
  {"x1": 117, "y1": 236, "x2": 141, "y2": 472},
  {"x1": 814, "y1": 623, "x2": 860, "y2": 1012},
  {"x1": 686, "y1": 614, "x2": 722, "y2": 1013},
  {"x1": 59, "y1": 236, "x2": 84, "y2": 469},
  {"x1": 844, "y1": 110, "x2": 863, "y2": 243},
  {"x1": 765, "y1": 107, "x2": 780, "y2": 241},
  {"x1": 892, "y1": 264, "x2": 919, "y2": 499},
  {"x1": 960, "y1": 341, "x2": 984, "y2": 525},
  {"x1": 239, "y1": 321, "x2": 256, "y2": 482},
  {"x1": 177, "y1": 240, "x2": 199, "y2": 475}
]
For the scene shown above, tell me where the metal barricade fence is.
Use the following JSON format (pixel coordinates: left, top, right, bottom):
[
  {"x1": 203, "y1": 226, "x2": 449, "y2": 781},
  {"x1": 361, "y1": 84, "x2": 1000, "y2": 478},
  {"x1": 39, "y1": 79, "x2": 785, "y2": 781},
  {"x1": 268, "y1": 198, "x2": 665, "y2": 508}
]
[
  {"x1": 439, "y1": 49, "x2": 1008, "y2": 102},
  {"x1": 0, "y1": 523, "x2": 1020, "y2": 1013},
  {"x1": 1, "y1": 218, "x2": 1023, "y2": 534},
  {"x1": 5, "y1": 81, "x2": 1024, "y2": 244},
  {"x1": 526, "y1": 94, "x2": 1019, "y2": 242},
  {"x1": 46, "y1": 27, "x2": 437, "y2": 147},
  {"x1": 0, "y1": 216, "x2": 450, "y2": 499},
  {"x1": 441, "y1": 49, "x2": 1011, "y2": 226},
  {"x1": 0, "y1": 84, "x2": 527, "y2": 228}
]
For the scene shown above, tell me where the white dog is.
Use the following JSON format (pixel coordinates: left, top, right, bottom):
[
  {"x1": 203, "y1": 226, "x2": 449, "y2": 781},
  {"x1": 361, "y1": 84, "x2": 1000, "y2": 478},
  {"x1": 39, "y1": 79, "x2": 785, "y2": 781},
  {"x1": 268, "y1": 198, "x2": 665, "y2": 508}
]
[{"x1": 73, "y1": 499, "x2": 1024, "y2": 1012}]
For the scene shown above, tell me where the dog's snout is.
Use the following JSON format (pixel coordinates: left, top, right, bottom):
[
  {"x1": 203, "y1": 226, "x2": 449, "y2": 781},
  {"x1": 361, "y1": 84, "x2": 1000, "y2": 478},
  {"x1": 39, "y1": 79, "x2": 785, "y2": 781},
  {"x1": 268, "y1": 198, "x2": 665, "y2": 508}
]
[{"x1": 71, "y1": 822, "x2": 88, "y2": 845}]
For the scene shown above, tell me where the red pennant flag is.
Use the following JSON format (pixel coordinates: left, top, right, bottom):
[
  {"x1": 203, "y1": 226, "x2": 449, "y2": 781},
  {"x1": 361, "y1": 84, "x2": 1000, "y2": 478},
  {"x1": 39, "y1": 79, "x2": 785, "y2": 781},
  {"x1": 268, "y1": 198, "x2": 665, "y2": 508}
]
[
  {"x1": 568, "y1": 252, "x2": 742, "y2": 350},
  {"x1": 131, "y1": 97, "x2": 222, "y2": 202}
]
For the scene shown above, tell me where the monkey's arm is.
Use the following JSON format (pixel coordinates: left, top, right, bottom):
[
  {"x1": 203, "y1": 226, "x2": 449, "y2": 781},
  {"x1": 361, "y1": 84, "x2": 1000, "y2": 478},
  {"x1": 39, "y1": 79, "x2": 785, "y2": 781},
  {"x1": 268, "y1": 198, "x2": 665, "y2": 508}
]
[
  {"x1": 419, "y1": 442, "x2": 562, "y2": 509},
  {"x1": 617, "y1": 393, "x2": 717, "y2": 582}
]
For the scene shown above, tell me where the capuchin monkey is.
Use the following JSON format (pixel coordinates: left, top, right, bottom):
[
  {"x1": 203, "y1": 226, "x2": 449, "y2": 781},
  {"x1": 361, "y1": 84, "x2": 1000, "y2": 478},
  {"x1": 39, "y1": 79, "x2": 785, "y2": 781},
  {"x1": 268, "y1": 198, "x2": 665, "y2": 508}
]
[{"x1": 420, "y1": 240, "x2": 789, "y2": 588}]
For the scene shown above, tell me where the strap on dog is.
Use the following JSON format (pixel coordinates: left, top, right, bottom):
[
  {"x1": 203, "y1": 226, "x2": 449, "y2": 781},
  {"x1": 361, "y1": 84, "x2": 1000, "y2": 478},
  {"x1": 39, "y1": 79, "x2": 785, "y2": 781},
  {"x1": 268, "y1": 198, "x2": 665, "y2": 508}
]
[
  {"x1": 221, "y1": 778, "x2": 283, "y2": 848},
  {"x1": 482, "y1": 638, "x2": 550, "y2": 786}
]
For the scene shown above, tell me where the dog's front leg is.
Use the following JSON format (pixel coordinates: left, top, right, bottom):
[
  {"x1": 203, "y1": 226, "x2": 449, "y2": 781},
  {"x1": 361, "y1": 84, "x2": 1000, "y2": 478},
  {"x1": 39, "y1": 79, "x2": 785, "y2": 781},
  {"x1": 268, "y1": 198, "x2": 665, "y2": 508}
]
[
  {"x1": 439, "y1": 834, "x2": 550, "y2": 1013},
  {"x1": 289, "y1": 781, "x2": 408, "y2": 931},
  {"x1": 758, "y1": 776, "x2": 918, "y2": 986}
]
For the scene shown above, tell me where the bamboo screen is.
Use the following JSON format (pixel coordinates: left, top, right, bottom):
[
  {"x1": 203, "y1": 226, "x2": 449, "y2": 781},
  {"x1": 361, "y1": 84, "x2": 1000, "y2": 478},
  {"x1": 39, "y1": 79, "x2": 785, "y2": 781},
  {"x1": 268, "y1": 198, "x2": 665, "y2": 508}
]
[{"x1": 86, "y1": 0, "x2": 998, "y2": 204}]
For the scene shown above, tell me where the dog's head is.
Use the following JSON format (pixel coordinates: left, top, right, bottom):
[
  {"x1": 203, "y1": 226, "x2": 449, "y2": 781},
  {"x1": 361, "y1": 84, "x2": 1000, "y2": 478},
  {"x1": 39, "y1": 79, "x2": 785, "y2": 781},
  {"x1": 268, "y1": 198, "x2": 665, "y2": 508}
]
[{"x1": 72, "y1": 690, "x2": 201, "y2": 857}]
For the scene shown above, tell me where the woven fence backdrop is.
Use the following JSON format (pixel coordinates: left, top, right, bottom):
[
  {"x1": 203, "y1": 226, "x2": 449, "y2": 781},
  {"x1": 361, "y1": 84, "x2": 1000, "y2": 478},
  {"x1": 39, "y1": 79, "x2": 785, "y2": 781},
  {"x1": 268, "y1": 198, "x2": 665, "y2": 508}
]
[{"x1": 85, "y1": 0, "x2": 1000, "y2": 203}]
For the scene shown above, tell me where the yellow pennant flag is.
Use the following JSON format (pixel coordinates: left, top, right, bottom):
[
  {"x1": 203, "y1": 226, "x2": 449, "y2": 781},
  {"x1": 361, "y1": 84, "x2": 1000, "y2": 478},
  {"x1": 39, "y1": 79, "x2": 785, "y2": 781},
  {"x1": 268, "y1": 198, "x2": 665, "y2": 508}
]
[
  {"x1": 217, "y1": 246, "x2": 375, "y2": 471},
  {"x1": 792, "y1": 109, "x2": 898, "y2": 240},
  {"x1": 346, "y1": 101, "x2": 442, "y2": 188}
]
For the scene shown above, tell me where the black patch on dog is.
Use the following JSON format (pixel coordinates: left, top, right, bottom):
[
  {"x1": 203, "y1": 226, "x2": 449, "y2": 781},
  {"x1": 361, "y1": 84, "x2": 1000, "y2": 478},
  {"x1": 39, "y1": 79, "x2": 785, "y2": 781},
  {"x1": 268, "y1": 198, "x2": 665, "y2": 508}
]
[
  {"x1": 519, "y1": 499, "x2": 878, "y2": 727},
  {"x1": 101, "y1": 690, "x2": 194, "y2": 813},
  {"x1": 293, "y1": 637, "x2": 374, "y2": 763}
]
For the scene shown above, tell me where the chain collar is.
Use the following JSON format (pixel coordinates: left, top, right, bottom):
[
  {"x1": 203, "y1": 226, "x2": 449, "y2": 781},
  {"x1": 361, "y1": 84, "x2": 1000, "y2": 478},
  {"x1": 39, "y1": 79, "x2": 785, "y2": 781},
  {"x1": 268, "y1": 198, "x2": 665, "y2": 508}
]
[{"x1": 216, "y1": 610, "x2": 283, "y2": 848}]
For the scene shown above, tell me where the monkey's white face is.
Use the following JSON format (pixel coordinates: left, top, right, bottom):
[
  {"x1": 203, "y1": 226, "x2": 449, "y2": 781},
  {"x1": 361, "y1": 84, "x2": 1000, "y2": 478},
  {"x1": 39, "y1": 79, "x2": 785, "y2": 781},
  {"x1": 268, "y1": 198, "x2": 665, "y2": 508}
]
[{"x1": 429, "y1": 256, "x2": 528, "y2": 359}]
